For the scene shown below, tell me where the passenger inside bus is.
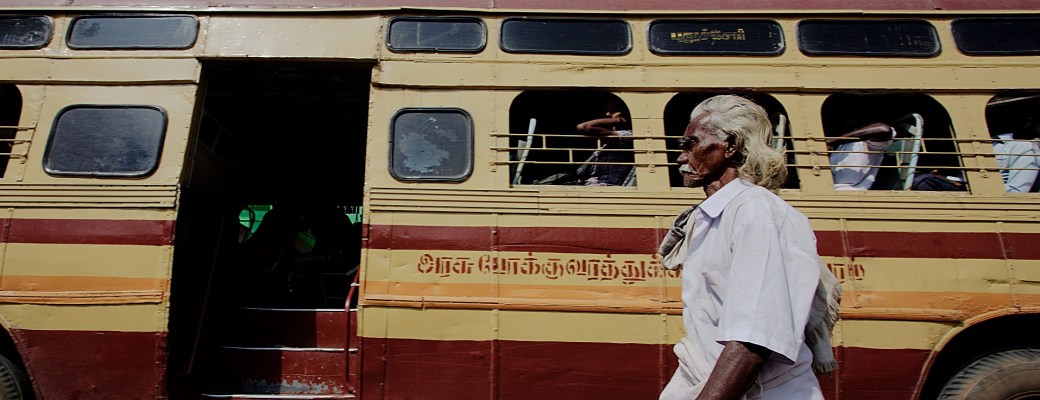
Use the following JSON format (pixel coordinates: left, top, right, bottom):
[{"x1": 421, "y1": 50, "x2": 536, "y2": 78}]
[
  {"x1": 828, "y1": 122, "x2": 903, "y2": 190},
  {"x1": 574, "y1": 103, "x2": 635, "y2": 186},
  {"x1": 823, "y1": 93, "x2": 963, "y2": 191},
  {"x1": 992, "y1": 117, "x2": 1040, "y2": 193},
  {"x1": 510, "y1": 91, "x2": 635, "y2": 186}
]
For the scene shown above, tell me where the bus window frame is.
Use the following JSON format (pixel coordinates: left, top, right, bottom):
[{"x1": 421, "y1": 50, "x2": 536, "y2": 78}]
[
  {"x1": 797, "y1": 19, "x2": 941, "y2": 58},
  {"x1": 388, "y1": 107, "x2": 474, "y2": 183},
  {"x1": 499, "y1": 17, "x2": 633, "y2": 56},
  {"x1": 0, "y1": 15, "x2": 53, "y2": 50},
  {"x1": 42, "y1": 104, "x2": 168, "y2": 178},
  {"x1": 385, "y1": 16, "x2": 487, "y2": 53},
  {"x1": 66, "y1": 13, "x2": 199, "y2": 50},
  {"x1": 951, "y1": 17, "x2": 1040, "y2": 56}
]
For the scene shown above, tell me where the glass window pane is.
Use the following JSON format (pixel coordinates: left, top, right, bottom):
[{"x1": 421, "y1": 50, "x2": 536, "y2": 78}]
[
  {"x1": 798, "y1": 20, "x2": 940, "y2": 57},
  {"x1": 501, "y1": 18, "x2": 631, "y2": 55},
  {"x1": 390, "y1": 108, "x2": 472, "y2": 181},
  {"x1": 44, "y1": 106, "x2": 167, "y2": 177},
  {"x1": 0, "y1": 15, "x2": 52, "y2": 49},
  {"x1": 68, "y1": 15, "x2": 198, "y2": 50},
  {"x1": 953, "y1": 18, "x2": 1040, "y2": 55},
  {"x1": 387, "y1": 17, "x2": 486, "y2": 52},
  {"x1": 649, "y1": 20, "x2": 784, "y2": 55}
]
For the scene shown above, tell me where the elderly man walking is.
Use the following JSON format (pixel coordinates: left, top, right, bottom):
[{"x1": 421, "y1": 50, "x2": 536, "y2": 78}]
[{"x1": 659, "y1": 95, "x2": 840, "y2": 400}]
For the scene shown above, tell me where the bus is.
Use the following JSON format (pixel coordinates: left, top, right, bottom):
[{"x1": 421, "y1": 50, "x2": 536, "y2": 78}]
[{"x1": 0, "y1": 1, "x2": 1038, "y2": 399}]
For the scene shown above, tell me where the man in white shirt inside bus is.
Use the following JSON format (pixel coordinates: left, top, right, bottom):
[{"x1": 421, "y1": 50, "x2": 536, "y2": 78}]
[
  {"x1": 828, "y1": 122, "x2": 897, "y2": 190},
  {"x1": 659, "y1": 95, "x2": 830, "y2": 400},
  {"x1": 993, "y1": 117, "x2": 1040, "y2": 192}
]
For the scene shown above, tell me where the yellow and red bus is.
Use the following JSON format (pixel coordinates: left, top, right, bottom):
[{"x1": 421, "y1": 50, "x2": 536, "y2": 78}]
[{"x1": 0, "y1": 0, "x2": 1039, "y2": 399}]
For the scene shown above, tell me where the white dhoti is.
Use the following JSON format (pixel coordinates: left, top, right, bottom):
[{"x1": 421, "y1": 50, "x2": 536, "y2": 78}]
[{"x1": 660, "y1": 337, "x2": 714, "y2": 400}]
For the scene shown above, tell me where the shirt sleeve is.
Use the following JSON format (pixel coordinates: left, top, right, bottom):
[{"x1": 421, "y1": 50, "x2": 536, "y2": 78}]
[
  {"x1": 1003, "y1": 141, "x2": 1039, "y2": 192},
  {"x1": 715, "y1": 198, "x2": 818, "y2": 364}
]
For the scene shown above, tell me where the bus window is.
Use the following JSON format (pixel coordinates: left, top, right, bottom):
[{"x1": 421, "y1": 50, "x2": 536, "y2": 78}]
[
  {"x1": 663, "y1": 93, "x2": 798, "y2": 189},
  {"x1": 0, "y1": 85, "x2": 21, "y2": 178},
  {"x1": 798, "y1": 19, "x2": 940, "y2": 57},
  {"x1": 389, "y1": 108, "x2": 473, "y2": 182},
  {"x1": 985, "y1": 93, "x2": 1040, "y2": 193},
  {"x1": 0, "y1": 15, "x2": 52, "y2": 49},
  {"x1": 43, "y1": 105, "x2": 167, "y2": 177},
  {"x1": 386, "y1": 16, "x2": 486, "y2": 53},
  {"x1": 500, "y1": 18, "x2": 631, "y2": 55},
  {"x1": 953, "y1": 18, "x2": 1040, "y2": 56},
  {"x1": 508, "y1": 90, "x2": 634, "y2": 186},
  {"x1": 67, "y1": 14, "x2": 198, "y2": 50},
  {"x1": 822, "y1": 93, "x2": 963, "y2": 191}
]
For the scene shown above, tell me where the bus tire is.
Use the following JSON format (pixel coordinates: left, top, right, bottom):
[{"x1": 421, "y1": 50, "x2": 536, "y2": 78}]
[
  {"x1": 0, "y1": 354, "x2": 31, "y2": 400},
  {"x1": 938, "y1": 348, "x2": 1040, "y2": 400}
]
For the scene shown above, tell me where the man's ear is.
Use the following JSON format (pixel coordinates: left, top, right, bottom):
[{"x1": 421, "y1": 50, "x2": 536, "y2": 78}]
[{"x1": 724, "y1": 138, "x2": 738, "y2": 159}]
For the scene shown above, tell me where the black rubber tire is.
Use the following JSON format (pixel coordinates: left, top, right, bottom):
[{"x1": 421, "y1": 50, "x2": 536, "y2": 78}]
[
  {"x1": 0, "y1": 354, "x2": 31, "y2": 400},
  {"x1": 938, "y1": 348, "x2": 1040, "y2": 400}
]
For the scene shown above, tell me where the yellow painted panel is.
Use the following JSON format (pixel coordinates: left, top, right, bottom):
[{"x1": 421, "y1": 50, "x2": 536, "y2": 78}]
[
  {"x1": 838, "y1": 320, "x2": 951, "y2": 350},
  {"x1": 205, "y1": 15, "x2": 380, "y2": 59},
  {"x1": 19, "y1": 85, "x2": 198, "y2": 187},
  {"x1": 832, "y1": 257, "x2": 1012, "y2": 293},
  {"x1": 11, "y1": 208, "x2": 176, "y2": 221},
  {"x1": 0, "y1": 58, "x2": 200, "y2": 84},
  {"x1": 0, "y1": 303, "x2": 166, "y2": 332},
  {"x1": 4, "y1": 243, "x2": 171, "y2": 279},
  {"x1": 498, "y1": 310, "x2": 674, "y2": 344},
  {"x1": 363, "y1": 307, "x2": 493, "y2": 342},
  {"x1": 361, "y1": 306, "x2": 683, "y2": 344}
]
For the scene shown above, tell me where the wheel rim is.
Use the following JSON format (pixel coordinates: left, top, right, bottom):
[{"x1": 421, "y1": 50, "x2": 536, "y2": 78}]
[{"x1": 1009, "y1": 391, "x2": 1040, "y2": 400}]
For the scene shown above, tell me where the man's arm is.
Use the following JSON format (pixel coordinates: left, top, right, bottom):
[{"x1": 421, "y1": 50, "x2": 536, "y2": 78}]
[
  {"x1": 576, "y1": 112, "x2": 626, "y2": 137},
  {"x1": 826, "y1": 122, "x2": 894, "y2": 146},
  {"x1": 696, "y1": 341, "x2": 770, "y2": 400}
]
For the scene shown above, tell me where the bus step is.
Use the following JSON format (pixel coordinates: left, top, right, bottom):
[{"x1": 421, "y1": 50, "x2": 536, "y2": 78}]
[
  {"x1": 227, "y1": 307, "x2": 347, "y2": 348},
  {"x1": 207, "y1": 346, "x2": 348, "y2": 395},
  {"x1": 199, "y1": 394, "x2": 356, "y2": 399}
]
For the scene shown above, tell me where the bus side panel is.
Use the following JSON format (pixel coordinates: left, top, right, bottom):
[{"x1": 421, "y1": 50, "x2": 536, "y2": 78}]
[
  {"x1": 0, "y1": 216, "x2": 175, "y2": 399},
  {"x1": 362, "y1": 338, "x2": 676, "y2": 400},
  {"x1": 839, "y1": 347, "x2": 931, "y2": 400},
  {"x1": 12, "y1": 329, "x2": 165, "y2": 399}
]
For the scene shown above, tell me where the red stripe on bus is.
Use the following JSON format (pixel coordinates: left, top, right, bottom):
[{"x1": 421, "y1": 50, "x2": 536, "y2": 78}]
[
  {"x1": 1, "y1": 218, "x2": 174, "y2": 246},
  {"x1": 12, "y1": 0, "x2": 1040, "y2": 10},
  {"x1": 368, "y1": 224, "x2": 1040, "y2": 260},
  {"x1": 361, "y1": 337, "x2": 927, "y2": 400},
  {"x1": 12, "y1": 329, "x2": 166, "y2": 400}
]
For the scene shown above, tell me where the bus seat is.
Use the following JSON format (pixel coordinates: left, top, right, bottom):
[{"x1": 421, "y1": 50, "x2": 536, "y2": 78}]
[
  {"x1": 512, "y1": 118, "x2": 537, "y2": 185},
  {"x1": 773, "y1": 114, "x2": 787, "y2": 150},
  {"x1": 890, "y1": 113, "x2": 925, "y2": 190}
]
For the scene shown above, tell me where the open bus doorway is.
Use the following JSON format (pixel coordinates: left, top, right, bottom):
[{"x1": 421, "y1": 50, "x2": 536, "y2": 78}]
[{"x1": 168, "y1": 62, "x2": 371, "y2": 398}]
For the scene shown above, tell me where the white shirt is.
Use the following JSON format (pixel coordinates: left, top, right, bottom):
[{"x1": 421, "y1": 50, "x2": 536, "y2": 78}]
[
  {"x1": 680, "y1": 179, "x2": 823, "y2": 399},
  {"x1": 830, "y1": 139, "x2": 892, "y2": 190},
  {"x1": 993, "y1": 133, "x2": 1040, "y2": 193}
]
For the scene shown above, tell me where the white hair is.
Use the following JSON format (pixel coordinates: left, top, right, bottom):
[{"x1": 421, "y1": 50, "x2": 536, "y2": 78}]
[{"x1": 690, "y1": 95, "x2": 788, "y2": 191}]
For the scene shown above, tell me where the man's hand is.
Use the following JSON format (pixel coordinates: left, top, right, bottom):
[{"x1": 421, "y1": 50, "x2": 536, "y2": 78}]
[{"x1": 696, "y1": 341, "x2": 770, "y2": 400}]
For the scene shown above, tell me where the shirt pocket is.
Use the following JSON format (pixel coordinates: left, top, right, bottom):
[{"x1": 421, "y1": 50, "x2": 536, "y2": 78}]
[{"x1": 698, "y1": 269, "x2": 727, "y2": 325}]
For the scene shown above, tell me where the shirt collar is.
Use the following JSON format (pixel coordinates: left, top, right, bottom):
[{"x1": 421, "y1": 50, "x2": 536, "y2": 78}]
[
  {"x1": 995, "y1": 133, "x2": 1014, "y2": 141},
  {"x1": 698, "y1": 179, "x2": 754, "y2": 219}
]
